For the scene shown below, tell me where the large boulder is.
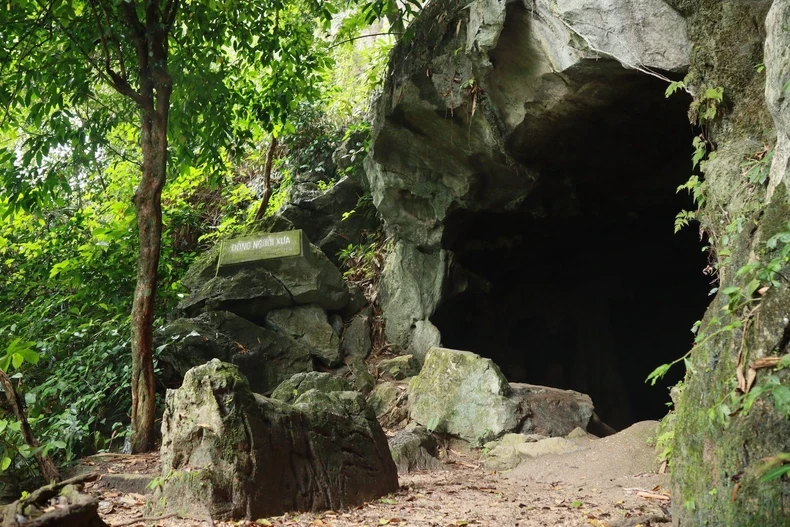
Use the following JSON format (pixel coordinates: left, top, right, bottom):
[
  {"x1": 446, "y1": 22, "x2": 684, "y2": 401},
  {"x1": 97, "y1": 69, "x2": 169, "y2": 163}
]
[
  {"x1": 511, "y1": 383, "x2": 594, "y2": 437},
  {"x1": 408, "y1": 347, "x2": 524, "y2": 445},
  {"x1": 408, "y1": 348, "x2": 599, "y2": 445},
  {"x1": 177, "y1": 241, "x2": 349, "y2": 320},
  {"x1": 155, "y1": 311, "x2": 313, "y2": 394},
  {"x1": 266, "y1": 305, "x2": 342, "y2": 367},
  {"x1": 150, "y1": 360, "x2": 398, "y2": 520}
]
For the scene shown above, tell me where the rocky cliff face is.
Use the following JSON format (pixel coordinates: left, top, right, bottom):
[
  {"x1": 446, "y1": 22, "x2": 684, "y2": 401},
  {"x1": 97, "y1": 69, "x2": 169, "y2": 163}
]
[
  {"x1": 367, "y1": 0, "x2": 710, "y2": 427},
  {"x1": 367, "y1": 0, "x2": 790, "y2": 523},
  {"x1": 664, "y1": 1, "x2": 790, "y2": 525}
]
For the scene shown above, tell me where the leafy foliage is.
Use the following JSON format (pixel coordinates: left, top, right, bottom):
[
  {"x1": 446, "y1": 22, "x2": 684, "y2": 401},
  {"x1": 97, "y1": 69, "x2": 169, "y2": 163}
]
[{"x1": 0, "y1": 0, "x2": 423, "y2": 476}]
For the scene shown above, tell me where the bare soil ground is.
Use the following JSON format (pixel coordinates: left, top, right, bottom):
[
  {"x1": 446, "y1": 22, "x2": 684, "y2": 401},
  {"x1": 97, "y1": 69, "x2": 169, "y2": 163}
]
[{"x1": 82, "y1": 422, "x2": 670, "y2": 527}]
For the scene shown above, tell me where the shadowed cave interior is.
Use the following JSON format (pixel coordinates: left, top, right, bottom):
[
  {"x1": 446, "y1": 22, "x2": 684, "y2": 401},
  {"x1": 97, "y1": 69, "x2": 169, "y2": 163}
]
[{"x1": 431, "y1": 73, "x2": 713, "y2": 431}]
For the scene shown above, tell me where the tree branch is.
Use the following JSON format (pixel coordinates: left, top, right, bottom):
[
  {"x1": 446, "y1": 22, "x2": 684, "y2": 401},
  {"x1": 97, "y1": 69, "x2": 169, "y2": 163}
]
[
  {"x1": 254, "y1": 136, "x2": 279, "y2": 221},
  {"x1": 96, "y1": 0, "x2": 128, "y2": 80},
  {"x1": 0, "y1": 369, "x2": 60, "y2": 483},
  {"x1": 163, "y1": 0, "x2": 180, "y2": 30},
  {"x1": 328, "y1": 32, "x2": 401, "y2": 49},
  {"x1": 31, "y1": 0, "x2": 151, "y2": 110},
  {"x1": 86, "y1": 0, "x2": 112, "y2": 74}
]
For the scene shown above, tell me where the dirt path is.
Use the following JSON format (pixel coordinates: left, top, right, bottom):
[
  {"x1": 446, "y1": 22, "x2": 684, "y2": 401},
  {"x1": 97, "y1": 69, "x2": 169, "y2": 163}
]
[{"x1": 87, "y1": 423, "x2": 670, "y2": 527}]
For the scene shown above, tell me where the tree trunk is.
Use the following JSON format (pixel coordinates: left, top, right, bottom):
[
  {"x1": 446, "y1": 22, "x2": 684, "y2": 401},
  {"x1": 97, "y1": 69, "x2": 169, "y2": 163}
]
[
  {"x1": 0, "y1": 370, "x2": 60, "y2": 483},
  {"x1": 254, "y1": 136, "x2": 279, "y2": 221},
  {"x1": 115, "y1": 0, "x2": 175, "y2": 455},
  {"x1": 129, "y1": 106, "x2": 169, "y2": 454}
]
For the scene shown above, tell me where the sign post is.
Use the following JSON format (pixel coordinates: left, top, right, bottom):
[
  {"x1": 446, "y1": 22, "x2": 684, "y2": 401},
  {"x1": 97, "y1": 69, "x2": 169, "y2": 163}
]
[{"x1": 217, "y1": 230, "x2": 305, "y2": 271}]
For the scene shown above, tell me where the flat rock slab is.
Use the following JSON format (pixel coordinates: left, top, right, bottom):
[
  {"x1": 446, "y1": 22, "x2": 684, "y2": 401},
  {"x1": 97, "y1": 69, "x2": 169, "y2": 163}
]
[
  {"x1": 150, "y1": 360, "x2": 398, "y2": 520},
  {"x1": 94, "y1": 474, "x2": 154, "y2": 496},
  {"x1": 483, "y1": 434, "x2": 582, "y2": 471}
]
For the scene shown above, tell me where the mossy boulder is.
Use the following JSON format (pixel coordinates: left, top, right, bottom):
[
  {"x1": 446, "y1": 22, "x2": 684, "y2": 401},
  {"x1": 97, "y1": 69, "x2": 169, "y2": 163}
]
[
  {"x1": 271, "y1": 372, "x2": 352, "y2": 403},
  {"x1": 408, "y1": 347, "x2": 524, "y2": 445},
  {"x1": 150, "y1": 360, "x2": 398, "y2": 520}
]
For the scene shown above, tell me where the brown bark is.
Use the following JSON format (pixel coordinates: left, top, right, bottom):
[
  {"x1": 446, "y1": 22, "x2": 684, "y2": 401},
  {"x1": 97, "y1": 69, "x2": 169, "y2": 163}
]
[
  {"x1": 254, "y1": 136, "x2": 279, "y2": 221},
  {"x1": 125, "y1": 1, "x2": 174, "y2": 454},
  {"x1": 0, "y1": 370, "x2": 60, "y2": 483}
]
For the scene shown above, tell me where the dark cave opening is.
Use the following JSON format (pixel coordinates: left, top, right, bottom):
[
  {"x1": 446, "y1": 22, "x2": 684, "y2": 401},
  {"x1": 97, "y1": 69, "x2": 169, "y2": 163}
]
[{"x1": 431, "y1": 73, "x2": 713, "y2": 431}]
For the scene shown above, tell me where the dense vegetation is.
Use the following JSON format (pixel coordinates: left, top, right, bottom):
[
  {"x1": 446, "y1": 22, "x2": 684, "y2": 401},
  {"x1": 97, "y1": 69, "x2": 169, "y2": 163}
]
[{"x1": 0, "y1": 0, "x2": 419, "y2": 482}]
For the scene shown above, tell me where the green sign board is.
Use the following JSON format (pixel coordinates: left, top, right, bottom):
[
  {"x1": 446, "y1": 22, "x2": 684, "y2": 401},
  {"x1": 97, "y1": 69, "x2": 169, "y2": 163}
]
[{"x1": 218, "y1": 230, "x2": 304, "y2": 267}]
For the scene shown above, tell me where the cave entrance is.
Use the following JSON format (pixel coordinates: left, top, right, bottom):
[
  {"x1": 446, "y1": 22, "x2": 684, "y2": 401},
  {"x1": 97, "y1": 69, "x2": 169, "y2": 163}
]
[{"x1": 432, "y1": 71, "x2": 712, "y2": 431}]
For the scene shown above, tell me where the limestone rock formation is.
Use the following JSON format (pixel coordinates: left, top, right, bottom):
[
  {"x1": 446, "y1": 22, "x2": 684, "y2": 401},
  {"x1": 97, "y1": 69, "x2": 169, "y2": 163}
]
[
  {"x1": 266, "y1": 305, "x2": 342, "y2": 367},
  {"x1": 177, "y1": 241, "x2": 349, "y2": 320},
  {"x1": 150, "y1": 360, "x2": 398, "y2": 520},
  {"x1": 367, "y1": 0, "x2": 692, "y2": 356},
  {"x1": 273, "y1": 176, "x2": 380, "y2": 266},
  {"x1": 408, "y1": 347, "x2": 524, "y2": 445},
  {"x1": 388, "y1": 425, "x2": 444, "y2": 474},
  {"x1": 378, "y1": 354, "x2": 421, "y2": 380},
  {"x1": 158, "y1": 235, "x2": 367, "y2": 391},
  {"x1": 511, "y1": 383, "x2": 594, "y2": 437},
  {"x1": 156, "y1": 310, "x2": 313, "y2": 394},
  {"x1": 409, "y1": 347, "x2": 597, "y2": 445},
  {"x1": 270, "y1": 371, "x2": 352, "y2": 403},
  {"x1": 665, "y1": 1, "x2": 790, "y2": 524}
]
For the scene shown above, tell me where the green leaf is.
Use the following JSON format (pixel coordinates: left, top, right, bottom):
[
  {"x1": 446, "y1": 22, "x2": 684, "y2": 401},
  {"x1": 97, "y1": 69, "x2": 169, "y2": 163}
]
[
  {"x1": 0, "y1": 457, "x2": 11, "y2": 472},
  {"x1": 426, "y1": 416, "x2": 441, "y2": 433},
  {"x1": 760, "y1": 462, "x2": 790, "y2": 482},
  {"x1": 11, "y1": 353, "x2": 24, "y2": 369},
  {"x1": 646, "y1": 364, "x2": 671, "y2": 385}
]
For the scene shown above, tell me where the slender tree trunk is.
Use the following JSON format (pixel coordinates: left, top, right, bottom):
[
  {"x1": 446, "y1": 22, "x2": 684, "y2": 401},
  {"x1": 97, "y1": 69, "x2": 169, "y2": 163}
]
[
  {"x1": 129, "y1": 108, "x2": 168, "y2": 453},
  {"x1": 119, "y1": 0, "x2": 176, "y2": 455},
  {"x1": 0, "y1": 370, "x2": 60, "y2": 482},
  {"x1": 254, "y1": 136, "x2": 279, "y2": 221}
]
